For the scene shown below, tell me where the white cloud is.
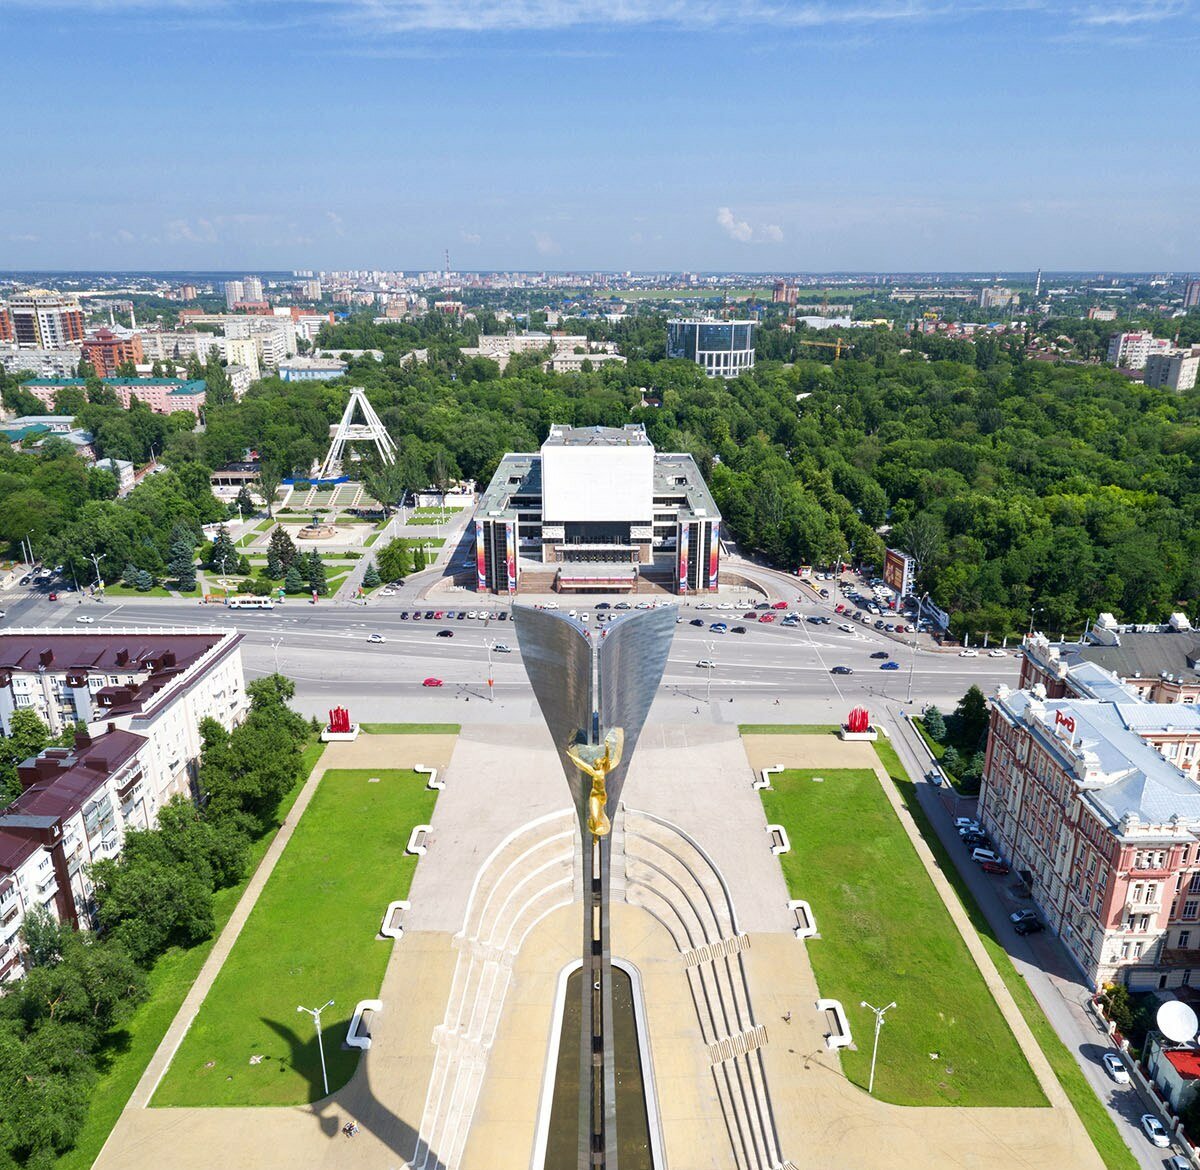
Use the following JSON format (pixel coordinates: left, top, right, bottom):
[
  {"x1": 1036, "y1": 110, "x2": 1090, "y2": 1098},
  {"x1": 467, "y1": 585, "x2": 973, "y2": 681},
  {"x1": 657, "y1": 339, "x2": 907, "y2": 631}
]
[
  {"x1": 326, "y1": 210, "x2": 346, "y2": 237},
  {"x1": 1073, "y1": 0, "x2": 1186, "y2": 24},
  {"x1": 716, "y1": 207, "x2": 753, "y2": 243},
  {"x1": 460, "y1": 230, "x2": 481, "y2": 245},
  {"x1": 165, "y1": 217, "x2": 218, "y2": 243},
  {"x1": 717, "y1": 207, "x2": 782, "y2": 244},
  {"x1": 8, "y1": 232, "x2": 40, "y2": 243},
  {"x1": 532, "y1": 230, "x2": 560, "y2": 255}
]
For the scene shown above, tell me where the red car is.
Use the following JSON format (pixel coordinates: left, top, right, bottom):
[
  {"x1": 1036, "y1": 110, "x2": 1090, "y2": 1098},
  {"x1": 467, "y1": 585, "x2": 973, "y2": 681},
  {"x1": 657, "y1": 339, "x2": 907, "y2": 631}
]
[
  {"x1": 758, "y1": 613, "x2": 776, "y2": 623},
  {"x1": 771, "y1": 601, "x2": 788, "y2": 610},
  {"x1": 433, "y1": 611, "x2": 444, "y2": 619},
  {"x1": 835, "y1": 603, "x2": 846, "y2": 613},
  {"x1": 422, "y1": 677, "x2": 443, "y2": 688},
  {"x1": 980, "y1": 860, "x2": 1010, "y2": 875},
  {"x1": 742, "y1": 611, "x2": 756, "y2": 620},
  {"x1": 48, "y1": 592, "x2": 58, "y2": 601}
]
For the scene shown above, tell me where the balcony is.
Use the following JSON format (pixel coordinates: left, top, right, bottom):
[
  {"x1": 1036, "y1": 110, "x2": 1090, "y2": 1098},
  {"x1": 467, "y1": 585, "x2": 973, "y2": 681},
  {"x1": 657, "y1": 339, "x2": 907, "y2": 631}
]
[{"x1": 1125, "y1": 891, "x2": 1163, "y2": 912}]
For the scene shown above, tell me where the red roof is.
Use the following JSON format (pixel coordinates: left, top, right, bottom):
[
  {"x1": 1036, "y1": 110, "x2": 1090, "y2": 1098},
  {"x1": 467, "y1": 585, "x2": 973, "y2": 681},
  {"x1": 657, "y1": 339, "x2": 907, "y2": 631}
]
[{"x1": 1166, "y1": 1049, "x2": 1200, "y2": 1080}]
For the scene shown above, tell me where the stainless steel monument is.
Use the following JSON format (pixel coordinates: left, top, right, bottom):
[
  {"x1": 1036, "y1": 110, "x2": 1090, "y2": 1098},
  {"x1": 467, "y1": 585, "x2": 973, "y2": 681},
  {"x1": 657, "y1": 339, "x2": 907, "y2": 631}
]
[{"x1": 514, "y1": 605, "x2": 676, "y2": 1170}]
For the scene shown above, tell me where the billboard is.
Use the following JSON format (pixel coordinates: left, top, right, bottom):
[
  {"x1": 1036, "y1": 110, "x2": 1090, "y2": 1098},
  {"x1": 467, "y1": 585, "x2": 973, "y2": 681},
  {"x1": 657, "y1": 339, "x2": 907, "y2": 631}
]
[
  {"x1": 708, "y1": 522, "x2": 720, "y2": 590},
  {"x1": 504, "y1": 521, "x2": 517, "y2": 594},
  {"x1": 883, "y1": 548, "x2": 914, "y2": 598},
  {"x1": 475, "y1": 522, "x2": 487, "y2": 591},
  {"x1": 678, "y1": 524, "x2": 690, "y2": 592}
]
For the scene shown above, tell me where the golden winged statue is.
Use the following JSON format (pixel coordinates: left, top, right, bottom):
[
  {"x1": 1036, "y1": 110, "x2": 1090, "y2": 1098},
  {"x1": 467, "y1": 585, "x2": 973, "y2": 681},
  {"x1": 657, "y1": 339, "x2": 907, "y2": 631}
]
[{"x1": 566, "y1": 728, "x2": 624, "y2": 839}]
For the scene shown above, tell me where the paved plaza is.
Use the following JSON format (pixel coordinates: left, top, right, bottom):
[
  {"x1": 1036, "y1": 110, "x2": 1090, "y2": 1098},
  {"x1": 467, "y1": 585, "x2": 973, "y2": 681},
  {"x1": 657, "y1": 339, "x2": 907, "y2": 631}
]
[{"x1": 94, "y1": 725, "x2": 1102, "y2": 1170}]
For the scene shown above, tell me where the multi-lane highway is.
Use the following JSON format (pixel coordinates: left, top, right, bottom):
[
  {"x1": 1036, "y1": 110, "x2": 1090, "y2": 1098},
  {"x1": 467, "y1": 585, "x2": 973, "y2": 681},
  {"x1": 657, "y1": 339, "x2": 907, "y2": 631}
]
[{"x1": 4, "y1": 589, "x2": 1020, "y2": 725}]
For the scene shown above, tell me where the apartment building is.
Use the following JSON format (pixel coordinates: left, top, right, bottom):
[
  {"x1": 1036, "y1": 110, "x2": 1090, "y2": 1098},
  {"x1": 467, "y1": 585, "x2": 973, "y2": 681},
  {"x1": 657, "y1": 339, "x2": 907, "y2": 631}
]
[
  {"x1": 1144, "y1": 347, "x2": 1200, "y2": 392},
  {"x1": 1107, "y1": 331, "x2": 1171, "y2": 370},
  {"x1": 24, "y1": 376, "x2": 206, "y2": 416},
  {"x1": 981, "y1": 683, "x2": 1200, "y2": 989},
  {"x1": 82, "y1": 327, "x2": 145, "y2": 377},
  {"x1": 7, "y1": 291, "x2": 86, "y2": 349}
]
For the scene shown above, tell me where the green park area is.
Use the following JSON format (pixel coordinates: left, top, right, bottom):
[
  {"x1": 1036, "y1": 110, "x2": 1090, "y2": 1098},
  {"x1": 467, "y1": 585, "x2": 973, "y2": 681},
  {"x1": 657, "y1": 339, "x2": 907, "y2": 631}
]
[
  {"x1": 152, "y1": 768, "x2": 437, "y2": 1108},
  {"x1": 760, "y1": 765, "x2": 1042, "y2": 1107}
]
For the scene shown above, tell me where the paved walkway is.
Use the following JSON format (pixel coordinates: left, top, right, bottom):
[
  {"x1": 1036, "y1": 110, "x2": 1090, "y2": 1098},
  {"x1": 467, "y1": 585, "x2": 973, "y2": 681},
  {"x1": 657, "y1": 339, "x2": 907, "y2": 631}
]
[{"x1": 94, "y1": 732, "x2": 458, "y2": 1170}]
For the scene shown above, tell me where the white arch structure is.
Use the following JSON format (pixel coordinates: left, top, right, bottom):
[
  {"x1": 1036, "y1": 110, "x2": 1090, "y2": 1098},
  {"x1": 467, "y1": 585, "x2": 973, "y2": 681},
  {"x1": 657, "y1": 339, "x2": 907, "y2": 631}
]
[{"x1": 317, "y1": 386, "x2": 397, "y2": 479}]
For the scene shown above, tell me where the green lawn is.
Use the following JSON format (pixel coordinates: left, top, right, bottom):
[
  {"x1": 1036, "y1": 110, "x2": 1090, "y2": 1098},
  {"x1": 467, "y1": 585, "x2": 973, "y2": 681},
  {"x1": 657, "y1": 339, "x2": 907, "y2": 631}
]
[
  {"x1": 738, "y1": 723, "x2": 840, "y2": 735},
  {"x1": 359, "y1": 722, "x2": 461, "y2": 734},
  {"x1": 872, "y1": 740, "x2": 1137, "y2": 1169},
  {"x1": 761, "y1": 767, "x2": 1042, "y2": 1107},
  {"x1": 54, "y1": 737, "x2": 325, "y2": 1170},
  {"x1": 101, "y1": 583, "x2": 198, "y2": 599},
  {"x1": 152, "y1": 768, "x2": 437, "y2": 1108}
]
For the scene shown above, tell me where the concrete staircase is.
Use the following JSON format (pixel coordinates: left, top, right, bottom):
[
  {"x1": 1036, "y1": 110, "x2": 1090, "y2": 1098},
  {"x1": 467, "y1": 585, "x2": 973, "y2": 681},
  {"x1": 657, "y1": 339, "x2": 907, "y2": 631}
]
[{"x1": 624, "y1": 807, "x2": 783, "y2": 1170}]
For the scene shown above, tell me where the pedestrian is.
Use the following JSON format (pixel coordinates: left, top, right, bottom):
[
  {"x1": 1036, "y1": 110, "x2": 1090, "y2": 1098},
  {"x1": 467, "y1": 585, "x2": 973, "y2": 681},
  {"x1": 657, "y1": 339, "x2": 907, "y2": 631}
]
[{"x1": 783, "y1": 1011, "x2": 792, "y2": 1024}]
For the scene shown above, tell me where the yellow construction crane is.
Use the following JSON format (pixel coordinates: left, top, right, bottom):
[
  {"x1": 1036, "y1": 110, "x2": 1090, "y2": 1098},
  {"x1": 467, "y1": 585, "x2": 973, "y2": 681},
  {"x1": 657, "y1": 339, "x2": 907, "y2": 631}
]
[{"x1": 797, "y1": 337, "x2": 853, "y2": 360}]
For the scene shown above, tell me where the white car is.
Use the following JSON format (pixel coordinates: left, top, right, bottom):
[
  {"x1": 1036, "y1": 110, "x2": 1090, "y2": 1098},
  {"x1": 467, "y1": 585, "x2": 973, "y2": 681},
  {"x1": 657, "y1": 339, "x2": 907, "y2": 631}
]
[
  {"x1": 837, "y1": 623, "x2": 854, "y2": 633},
  {"x1": 579, "y1": 613, "x2": 589, "y2": 623},
  {"x1": 75, "y1": 614, "x2": 95, "y2": 624},
  {"x1": 542, "y1": 601, "x2": 559, "y2": 609},
  {"x1": 696, "y1": 602, "x2": 713, "y2": 610},
  {"x1": 1101, "y1": 1052, "x2": 1130, "y2": 1084},
  {"x1": 954, "y1": 817, "x2": 980, "y2": 829},
  {"x1": 568, "y1": 609, "x2": 578, "y2": 618},
  {"x1": 959, "y1": 648, "x2": 979, "y2": 657},
  {"x1": 987, "y1": 648, "x2": 1007, "y2": 657},
  {"x1": 1140, "y1": 1114, "x2": 1170, "y2": 1148},
  {"x1": 367, "y1": 633, "x2": 385, "y2": 644},
  {"x1": 493, "y1": 643, "x2": 512, "y2": 653},
  {"x1": 696, "y1": 659, "x2": 716, "y2": 669},
  {"x1": 467, "y1": 611, "x2": 478, "y2": 619}
]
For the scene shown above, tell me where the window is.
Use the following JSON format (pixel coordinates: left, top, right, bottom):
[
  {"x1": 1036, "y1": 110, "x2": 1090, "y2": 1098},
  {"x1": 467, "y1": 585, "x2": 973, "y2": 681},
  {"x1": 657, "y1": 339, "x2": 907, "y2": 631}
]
[
  {"x1": 1186, "y1": 900, "x2": 1199, "y2": 919},
  {"x1": 1181, "y1": 931, "x2": 1192, "y2": 949},
  {"x1": 1133, "y1": 943, "x2": 1144, "y2": 959}
]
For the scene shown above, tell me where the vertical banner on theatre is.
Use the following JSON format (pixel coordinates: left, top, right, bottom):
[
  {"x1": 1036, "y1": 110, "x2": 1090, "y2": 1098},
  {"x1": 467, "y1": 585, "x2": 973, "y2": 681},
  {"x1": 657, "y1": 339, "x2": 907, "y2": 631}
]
[
  {"x1": 708, "y1": 521, "x2": 720, "y2": 590},
  {"x1": 678, "y1": 524, "x2": 690, "y2": 592},
  {"x1": 504, "y1": 521, "x2": 517, "y2": 594},
  {"x1": 475, "y1": 522, "x2": 487, "y2": 591}
]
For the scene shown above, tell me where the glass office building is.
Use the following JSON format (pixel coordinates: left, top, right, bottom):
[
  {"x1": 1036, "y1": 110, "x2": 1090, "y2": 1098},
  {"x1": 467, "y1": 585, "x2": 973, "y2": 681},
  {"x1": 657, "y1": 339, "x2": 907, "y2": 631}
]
[{"x1": 666, "y1": 318, "x2": 756, "y2": 378}]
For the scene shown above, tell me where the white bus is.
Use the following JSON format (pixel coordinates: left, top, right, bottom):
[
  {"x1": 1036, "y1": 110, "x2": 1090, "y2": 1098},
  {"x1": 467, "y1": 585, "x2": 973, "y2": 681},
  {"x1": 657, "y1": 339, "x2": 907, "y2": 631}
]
[{"x1": 227, "y1": 596, "x2": 276, "y2": 610}]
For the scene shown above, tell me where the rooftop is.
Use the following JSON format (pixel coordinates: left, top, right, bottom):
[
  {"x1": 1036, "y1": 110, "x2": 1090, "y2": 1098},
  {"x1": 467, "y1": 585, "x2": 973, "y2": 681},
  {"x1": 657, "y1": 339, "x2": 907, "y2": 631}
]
[
  {"x1": 23, "y1": 377, "x2": 207, "y2": 395},
  {"x1": 1067, "y1": 630, "x2": 1200, "y2": 686},
  {"x1": 542, "y1": 424, "x2": 651, "y2": 448},
  {"x1": 1165, "y1": 1049, "x2": 1200, "y2": 1081}
]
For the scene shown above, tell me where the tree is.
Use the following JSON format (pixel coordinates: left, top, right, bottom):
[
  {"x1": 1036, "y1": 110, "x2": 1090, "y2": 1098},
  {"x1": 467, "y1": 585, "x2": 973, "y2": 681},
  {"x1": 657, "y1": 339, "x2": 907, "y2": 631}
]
[
  {"x1": 134, "y1": 568, "x2": 154, "y2": 592},
  {"x1": 0, "y1": 709, "x2": 52, "y2": 806},
  {"x1": 267, "y1": 525, "x2": 297, "y2": 571},
  {"x1": 265, "y1": 546, "x2": 283, "y2": 580},
  {"x1": 305, "y1": 550, "x2": 328, "y2": 596},
  {"x1": 362, "y1": 562, "x2": 381, "y2": 588},
  {"x1": 18, "y1": 905, "x2": 65, "y2": 969},
  {"x1": 205, "y1": 524, "x2": 237, "y2": 574},
  {"x1": 922, "y1": 706, "x2": 946, "y2": 742},
  {"x1": 360, "y1": 458, "x2": 408, "y2": 518},
  {"x1": 374, "y1": 537, "x2": 412, "y2": 583},
  {"x1": 953, "y1": 685, "x2": 991, "y2": 750},
  {"x1": 899, "y1": 511, "x2": 944, "y2": 578},
  {"x1": 941, "y1": 746, "x2": 962, "y2": 775},
  {"x1": 256, "y1": 463, "x2": 282, "y2": 518},
  {"x1": 283, "y1": 563, "x2": 305, "y2": 594},
  {"x1": 122, "y1": 560, "x2": 140, "y2": 588},
  {"x1": 412, "y1": 544, "x2": 427, "y2": 571},
  {"x1": 234, "y1": 486, "x2": 255, "y2": 517},
  {"x1": 166, "y1": 529, "x2": 196, "y2": 592}
]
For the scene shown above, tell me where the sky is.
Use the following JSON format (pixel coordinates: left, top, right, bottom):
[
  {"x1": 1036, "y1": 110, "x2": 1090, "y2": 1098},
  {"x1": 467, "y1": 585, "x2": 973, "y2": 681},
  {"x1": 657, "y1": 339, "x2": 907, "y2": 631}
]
[{"x1": 0, "y1": 0, "x2": 1197, "y2": 272}]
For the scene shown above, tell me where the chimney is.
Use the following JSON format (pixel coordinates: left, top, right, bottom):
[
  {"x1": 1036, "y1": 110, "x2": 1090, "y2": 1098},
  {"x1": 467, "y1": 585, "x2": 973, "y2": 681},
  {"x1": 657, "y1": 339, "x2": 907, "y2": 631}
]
[
  {"x1": 38, "y1": 649, "x2": 53, "y2": 667},
  {"x1": 116, "y1": 648, "x2": 129, "y2": 666},
  {"x1": 74, "y1": 726, "x2": 92, "y2": 749}
]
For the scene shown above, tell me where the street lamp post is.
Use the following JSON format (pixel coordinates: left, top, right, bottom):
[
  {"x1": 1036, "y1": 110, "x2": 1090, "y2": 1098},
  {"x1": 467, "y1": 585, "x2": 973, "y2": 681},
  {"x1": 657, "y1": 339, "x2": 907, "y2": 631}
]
[
  {"x1": 906, "y1": 592, "x2": 929, "y2": 705},
  {"x1": 1027, "y1": 606, "x2": 1043, "y2": 636},
  {"x1": 296, "y1": 999, "x2": 335, "y2": 1096},
  {"x1": 89, "y1": 552, "x2": 106, "y2": 593},
  {"x1": 860, "y1": 999, "x2": 897, "y2": 1096},
  {"x1": 705, "y1": 640, "x2": 715, "y2": 705},
  {"x1": 271, "y1": 638, "x2": 281, "y2": 674},
  {"x1": 485, "y1": 638, "x2": 495, "y2": 703}
]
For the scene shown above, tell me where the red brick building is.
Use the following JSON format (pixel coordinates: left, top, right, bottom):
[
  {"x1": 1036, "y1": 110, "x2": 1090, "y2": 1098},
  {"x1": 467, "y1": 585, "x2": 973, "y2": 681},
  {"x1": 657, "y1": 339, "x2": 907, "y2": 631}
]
[{"x1": 82, "y1": 327, "x2": 145, "y2": 377}]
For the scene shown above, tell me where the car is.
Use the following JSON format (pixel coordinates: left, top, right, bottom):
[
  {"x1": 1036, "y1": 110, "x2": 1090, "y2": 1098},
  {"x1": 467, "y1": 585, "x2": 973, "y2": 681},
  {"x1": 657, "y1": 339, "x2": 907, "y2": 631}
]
[
  {"x1": 400, "y1": 611, "x2": 409, "y2": 619},
  {"x1": 445, "y1": 610, "x2": 456, "y2": 619},
  {"x1": 412, "y1": 611, "x2": 422, "y2": 620},
  {"x1": 1140, "y1": 1116, "x2": 1170, "y2": 1148},
  {"x1": 367, "y1": 633, "x2": 385, "y2": 644},
  {"x1": 457, "y1": 611, "x2": 466, "y2": 620},
  {"x1": 754, "y1": 602, "x2": 770, "y2": 610},
  {"x1": 422, "y1": 677, "x2": 443, "y2": 687},
  {"x1": 596, "y1": 602, "x2": 611, "y2": 610},
  {"x1": 834, "y1": 621, "x2": 854, "y2": 633},
  {"x1": 47, "y1": 592, "x2": 57, "y2": 601},
  {"x1": 1015, "y1": 918, "x2": 1045, "y2": 935},
  {"x1": 772, "y1": 601, "x2": 788, "y2": 610},
  {"x1": 871, "y1": 650, "x2": 890, "y2": 659},
  {"x1": 493, "y1": 643, "x2": 512, "y2": 653},
  {"x1": 924, "y1": 769, "x2": 943, "y2": 787},
  {"x1": 614, "y1": 601, "x2": 631, "y2": 609},
  {"x1": 580, "y1": 613, "x2": 589, "y2": 623},
  {"x1": 424, "y1": 610, "x2": 434, "y2": 619},
  {"x1": 961, "y1": 833, "x2": 989, "y2": 848},
  {"x1": 959, "y1": 648, "x2": 979, "y2": 657},
  {"x1": 717, "y1": 602, "x2": 735, "y2": 611},
  {"x1": 895, "y1": 624, "x2": 907, "y2": 633},
  {"x1": 819, "y1": 588, "x2": 830, "y2": 597},
  {"x1": 75, "y1": 614, "x2": 95, "y2": 624},
  {"x1": 880, "y1": 661, "x2": 900, "y2": 670},
  {"x1": 987, "y1": 648, "x2": 1007, "y2": 657},
  {"x1": 710, "y1": 622, "x2": 728, "y2": 633},
  {"x1": 19, "y1": 576, "x2": 30, "y2": 586},
  {"x1": 696, "y1": 602, "x2": 713, "y2": 610},
  {"x1": 874, "y1": 620, "x2": 885, "y2": 630},
  {"x1": 885, "y1": 623, "x2": 895, "y2": 632},
  {"x1": 437, "y1": 629, "x2": 453, "y2": 638},
  {"x1": 970, "y1": 847, "x2": 1001, "y2": 865},
  {"x1": 953, "y1": 816, "x2": 978, "y2": 828},
  {"x1": 690, "y1": 618, "x2": 705, "y2": 627},
  {"x1": 835, "y1": 603, "x2": 846, "y2": 613},
  {"x1": 744, "y1": 612, "x2": 758, "y2": 620},
  {"x1": 542, "y1": 600, "x2": 559, "y2": 609},
  {"x1": 732, "y1": 626, "x2": 747, "y2": 634},
  {"x1": 433, "y1": 611, "x2": 444, "y2": 619},
  {"x1": 497, "y1": 612, "x2": 508, "y2": 621},
  {"x1": 696, "y1": 659, "x2": 716, "y2": 669},
  {"x1": 1101, "y1": 1052, "x2": 1131, "y2": 1084},
  {"x1": 467, "y1": 610, "x2": 478, "y2": 619},
  {"x1": 1167, "y1": 1157, "x2": 1192, "y2": 1170},
  {"x1": 1009, "y1": 909, "x2": 1039, "y2": 925},
  {"x1": 567, "y1": 609, "x2": 578, "y2": 618},
  {"x1": 830, "y1": 665, "x2": 853, "y2": 675},
  {"x1": 980, "y1": 860, "x2": 1010, "y2": 875}
]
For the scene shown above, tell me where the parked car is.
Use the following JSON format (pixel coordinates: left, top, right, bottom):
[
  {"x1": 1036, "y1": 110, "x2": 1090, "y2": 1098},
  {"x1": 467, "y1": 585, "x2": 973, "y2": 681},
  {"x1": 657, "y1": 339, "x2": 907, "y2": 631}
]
[
  {"x1": 596, "y1": 602, "x2": 611, "y2": 610},
  {"x1": 806, "y1": 616, "x2": 822, "y2": 624},
  {"x1": 758, "y1": 613, "x2": 775, "y2": 623},
  {"x1": 696, "y1": 602, "x2": 714, "y2": 610},
  {"x1": 422, "y1": 677, "x2": 443, "y2": 687},
  {"x1": 956, "y1": 822, "x2": 983, "y2": 836},
  {"x1": 830, "y1": 665, "x2": 853, "y2": 675},
  {"x1": 961, "y1": 832, "x2": 989, "y2": 848},
  {"x1": 614, "y1": 601, "x2": 631, "y2": 609},
  {"x1": 732, "y1": 626, "x2": 747, "y2": 634},
  {"x1": 772, "y1": 601, "x2": 788, "y2": 610},
  {"x1": 980, "y1": 860, "x2": 1010, "y2": 875},
  {"x1": 497, "y1": 612, "x2": 508, "y2": 621},
  {"x1": 924, "y1": 769, "x2": 943, "y2": 787},
  {"x1": 1014, "y1": 918, "x2": 1045, "y2": 936},
  {"x1": 1101, "y1": 1052, "x2": 1130, "y2": 1084},
  {"x1": 1141, "y1": 1115, "x2": 1170, "y2": 1148},
  {"x1": 457, "y1": 611, "x2": 466, "y2": 620},
  {"x1": 367, "y1": 633, "x2": 385, "y2": 644},
  {"x1": 959, "y1": 648, "x2": 979, "y2": 657},
  {"x1": 970, "y1": 847, "x2": 1001, "y2": 865},
  {"x1": 1010, "y1": 909, "x2": 1038, "y2": 925},
  {"x1": 838, "y1": 623, "x2": 854, "y2": 633},
  {"x1": 400, "y1": 611, "x2": 409, "y2": 620},
  {"x1": 988, "y1": 648, "x2": 1008, "y2": 658},
  {"x1": 954, "y1": 817, "x2": 979, "y2": 829}
]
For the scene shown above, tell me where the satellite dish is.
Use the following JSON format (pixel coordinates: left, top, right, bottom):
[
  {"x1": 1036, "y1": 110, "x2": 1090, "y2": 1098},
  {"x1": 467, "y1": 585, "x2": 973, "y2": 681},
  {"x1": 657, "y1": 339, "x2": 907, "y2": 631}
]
[{"x1": 1157, "y1": 1001, "x2": 1199, "y2": 1044}]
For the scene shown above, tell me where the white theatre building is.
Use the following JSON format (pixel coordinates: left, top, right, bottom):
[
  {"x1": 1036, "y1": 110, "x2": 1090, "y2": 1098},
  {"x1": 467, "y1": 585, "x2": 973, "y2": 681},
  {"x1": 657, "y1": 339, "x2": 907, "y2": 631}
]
[{"x1": 472, "y1": 424, "x2": 722, "y2": 595}]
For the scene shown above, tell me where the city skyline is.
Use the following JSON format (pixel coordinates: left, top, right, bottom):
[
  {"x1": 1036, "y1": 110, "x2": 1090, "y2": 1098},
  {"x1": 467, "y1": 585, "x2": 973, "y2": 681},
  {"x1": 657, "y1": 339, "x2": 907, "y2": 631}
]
[{"x1": 2, "y1": 0, "x2": 1198, "y2": 271}]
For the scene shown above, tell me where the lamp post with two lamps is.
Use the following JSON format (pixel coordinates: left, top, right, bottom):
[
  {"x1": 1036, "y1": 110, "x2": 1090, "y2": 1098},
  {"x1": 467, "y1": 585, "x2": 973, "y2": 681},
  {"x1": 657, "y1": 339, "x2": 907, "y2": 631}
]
[
  {"x1": 860, "y1": 999, "x2": 897, "y2": 1096},
  {"x1": 296, "y1": 999, "x2": 335, "y2": 1096}
]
